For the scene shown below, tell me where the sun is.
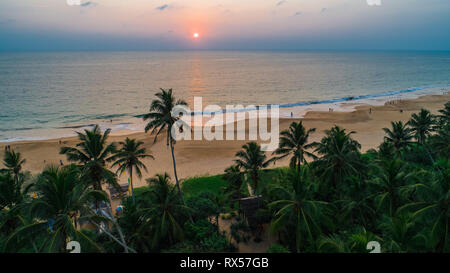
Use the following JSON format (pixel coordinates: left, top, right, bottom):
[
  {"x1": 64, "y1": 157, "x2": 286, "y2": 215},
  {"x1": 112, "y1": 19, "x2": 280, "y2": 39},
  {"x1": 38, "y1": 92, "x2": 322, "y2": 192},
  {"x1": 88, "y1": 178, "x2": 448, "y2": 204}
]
[{"x1": 193, "y1": 33, "x2": 199, "y2": 38}]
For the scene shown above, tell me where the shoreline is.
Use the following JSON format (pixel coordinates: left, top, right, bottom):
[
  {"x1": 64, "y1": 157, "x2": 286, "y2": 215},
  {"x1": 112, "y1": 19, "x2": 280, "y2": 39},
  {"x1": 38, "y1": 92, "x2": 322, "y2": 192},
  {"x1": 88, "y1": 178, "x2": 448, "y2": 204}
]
[
  {"x1": 1, "y1": 92, "x2": 449, "y2": 189},
  {"x1": 1, "y1": 85, "x2": 449, "y2": 143}
]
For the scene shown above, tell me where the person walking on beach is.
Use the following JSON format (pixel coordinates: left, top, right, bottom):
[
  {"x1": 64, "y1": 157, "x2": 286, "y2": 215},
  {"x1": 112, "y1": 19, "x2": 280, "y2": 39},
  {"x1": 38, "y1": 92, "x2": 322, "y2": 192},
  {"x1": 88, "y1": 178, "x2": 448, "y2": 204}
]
[{"x1": 60, "y1": 159, "x2": 64, "y2": 166}]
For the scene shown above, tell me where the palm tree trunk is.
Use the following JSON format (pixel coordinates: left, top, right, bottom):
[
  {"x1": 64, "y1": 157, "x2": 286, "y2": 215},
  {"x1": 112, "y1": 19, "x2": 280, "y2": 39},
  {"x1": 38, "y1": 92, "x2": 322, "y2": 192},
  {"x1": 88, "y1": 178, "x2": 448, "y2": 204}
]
[
  {"x1": 296, "y1": 211, "x2": 301, "y2": 253},
  {"x1": 129, "y1": 167, "x2": 135, "y2": 204},
  {"x1": 169, "y1": 136, "x2": 193, "y2": 222},
  {"x1": 252, "y1": 171, "x2": 258, "y2": 194},
  {"x1": 90, "y1": 220, "x2": 135, "y2": 253},
  {"x1": 169, "y1": 137, "x2": 182, "y2": 199}
]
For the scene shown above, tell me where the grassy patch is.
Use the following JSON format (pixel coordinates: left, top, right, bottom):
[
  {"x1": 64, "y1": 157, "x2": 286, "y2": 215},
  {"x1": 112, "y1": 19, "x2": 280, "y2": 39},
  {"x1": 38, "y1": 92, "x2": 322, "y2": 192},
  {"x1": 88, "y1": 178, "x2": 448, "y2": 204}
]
[
  {"x1": 133, "y1": 166, "x2": 290, "y2": 200},
  {"x1": 181, "y1": 174, "x2": 228, "y2": 198}
]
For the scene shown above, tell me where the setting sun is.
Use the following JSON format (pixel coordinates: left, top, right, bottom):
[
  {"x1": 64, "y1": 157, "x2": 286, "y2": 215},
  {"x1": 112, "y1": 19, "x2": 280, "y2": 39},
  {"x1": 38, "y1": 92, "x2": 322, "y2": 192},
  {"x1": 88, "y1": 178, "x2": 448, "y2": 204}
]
[{"x1": 193, "y1": 33, "x2": 199, "y2": 38}]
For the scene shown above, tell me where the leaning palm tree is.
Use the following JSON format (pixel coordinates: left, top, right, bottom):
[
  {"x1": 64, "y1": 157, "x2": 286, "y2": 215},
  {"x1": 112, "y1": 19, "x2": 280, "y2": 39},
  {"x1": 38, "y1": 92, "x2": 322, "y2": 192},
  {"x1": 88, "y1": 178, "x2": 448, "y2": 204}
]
[
  {"x1": 2, "y1": 149, "x2": 26, "y2": 178},
  {"x1": 5, "y1": 165, "x2": 107, "y2": 252},
  {"x1": 272, "y1": 121, "x2": 316, "y2": 172},
  {"x1": 60, "y1": 125, "x2": 118, "y2": 192},
  {"x1": 142, "y1": 88, "x2": 187, "y2": 200},
  {"x1": 269, "y1": 167, "x2": 328, "y2": 253},
  {"x1": 408, "y1": 109, "x2": 435, "y2": 145},
  {"x1": 110, "y1": 138, "x2": 154, "y2": 204},
  {"x1": 234, "y1": 141, "x2": 274, "y2": 195},
  {"x1": 382, "y1": 121, "x2": 413, "y2": 154}
]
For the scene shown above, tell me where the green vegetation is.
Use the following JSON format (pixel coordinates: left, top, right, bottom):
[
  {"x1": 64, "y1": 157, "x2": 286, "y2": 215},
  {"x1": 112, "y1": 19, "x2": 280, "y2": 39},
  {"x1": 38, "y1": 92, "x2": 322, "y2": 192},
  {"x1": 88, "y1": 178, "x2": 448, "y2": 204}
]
[
  {"x1": 181, "y1": 175, "x2": 227, "y2": 198},
  {"x1": 0, "y1": 90, "x2": 449, "y2": 253}
]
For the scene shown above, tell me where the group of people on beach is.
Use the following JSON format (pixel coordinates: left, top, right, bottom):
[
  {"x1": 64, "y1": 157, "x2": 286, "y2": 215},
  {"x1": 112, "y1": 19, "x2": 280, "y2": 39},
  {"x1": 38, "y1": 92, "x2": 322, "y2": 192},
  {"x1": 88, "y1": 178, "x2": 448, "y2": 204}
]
[{"x1": 3, "y1": 145, "x2": 12, "y2": 152}]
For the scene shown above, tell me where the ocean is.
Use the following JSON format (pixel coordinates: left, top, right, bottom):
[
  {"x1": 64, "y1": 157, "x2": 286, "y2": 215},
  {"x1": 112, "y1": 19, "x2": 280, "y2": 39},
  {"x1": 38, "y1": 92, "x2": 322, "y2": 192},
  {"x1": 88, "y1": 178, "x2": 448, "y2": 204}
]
[{"x1": 1, "y1": 50, "x2": 450, "y2": 142}]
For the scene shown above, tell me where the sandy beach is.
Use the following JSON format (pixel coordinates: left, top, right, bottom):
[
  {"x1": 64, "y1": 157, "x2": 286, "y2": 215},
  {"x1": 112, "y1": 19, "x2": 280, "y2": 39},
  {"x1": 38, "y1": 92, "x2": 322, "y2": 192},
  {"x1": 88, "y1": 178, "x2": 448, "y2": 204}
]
[{"x1": 1, "y1": 92, "x2": 449, "y2": 188}]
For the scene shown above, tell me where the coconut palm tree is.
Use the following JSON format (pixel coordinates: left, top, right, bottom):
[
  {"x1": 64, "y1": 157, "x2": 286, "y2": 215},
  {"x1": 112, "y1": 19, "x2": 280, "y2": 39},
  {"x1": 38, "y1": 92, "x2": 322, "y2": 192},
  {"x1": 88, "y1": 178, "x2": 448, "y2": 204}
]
[
  {"x1": 382, "y1": 121, "x2": 413, "y2": 154},
  {"x1": 377, "y1": 212, "x2": 423, "y2": 253},
  {"x1": 377, "y1": 141, "x2": 396, "y2": 160},
  {"x1": 234, "y1": 142, "x2": 274, "y2": 195},
  {"x1": 314, "y1": 126, "x2": 363, "y2": 193},
  {"x1": 408, "y1": 109, "x2": 435, "y2": 145},
  {"x1": 0, "y1": 170, "x2": 34, "y2": 243},
  {"x1": 369, "y1": 159, "x2": 409, "y2": 217},
  {"x1": 110, "y1": 138, "x2": 154, "y2": 204},
  {"x1": 430, "y1": 123, "x2": 450, "y2": 159},
  {"x1": 4, "y1": 165, "x2": 107, "y2": 252},
  {"x1": 272, "y1": 121, "x2": 316, "y2": 172},
  {"x1": 269, "y1": 167, "x2": 328, "y2": 253},
  {"x1": 60, "y1": 125, "x2": 118, "y2": 192},
  {"x1": 400, "y1": 160, "x2": 450, "y2": 252},
  {"x1": 138, "y1": 173, "x2": 191, "y2": 250},
  {"x1": 437, "y1": 101, "x2": 450, "y2": 123},
  {"x1": 223, "y1": 165, "x2": 244, "y2": 201},
  {"x1": 2, "y1": 150, "x2": 26, "y2": 179},
  {"x1": 0, "y1": 171, "x2": 32, "y2": 211},
  {"x1": 142, "y1": 88, "x2": 187, "y2": 200}
]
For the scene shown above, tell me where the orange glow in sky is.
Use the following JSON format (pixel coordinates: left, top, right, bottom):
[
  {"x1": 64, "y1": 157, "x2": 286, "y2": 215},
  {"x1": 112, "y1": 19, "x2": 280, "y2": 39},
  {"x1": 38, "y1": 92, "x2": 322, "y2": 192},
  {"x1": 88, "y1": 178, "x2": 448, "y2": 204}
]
[{"x1": 193, "y1": 33, "x2": 199, "y2": 38}]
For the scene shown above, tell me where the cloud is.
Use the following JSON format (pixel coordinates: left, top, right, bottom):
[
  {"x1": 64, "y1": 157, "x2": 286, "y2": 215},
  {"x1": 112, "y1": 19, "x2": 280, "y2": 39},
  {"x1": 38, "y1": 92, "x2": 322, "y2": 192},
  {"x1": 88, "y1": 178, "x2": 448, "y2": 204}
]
[
  {"x1": 293, "y1": 11, "x2": 302, "y2": 16},
  {"x1": 66, "y1": 0, "x2": 97, "y2": 7},
  {"x1": 276, "y1": 0, "x2": 287, "y2": 7},
  {"x1": 156, "y1": 4, "x2": 169, "y2": 11}
]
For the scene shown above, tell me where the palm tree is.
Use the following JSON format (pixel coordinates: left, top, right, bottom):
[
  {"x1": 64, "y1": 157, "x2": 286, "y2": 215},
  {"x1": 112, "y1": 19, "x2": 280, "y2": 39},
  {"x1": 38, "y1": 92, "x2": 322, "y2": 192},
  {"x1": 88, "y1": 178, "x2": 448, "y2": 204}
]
[
  {"x1": 378, "y1": 213, "x2": 422, "y2": 253},
  {"x1": 2, "y1": 149, "x2": 26, "y2": 179},
  {"x1": 0, "y1": 171, "x2": 32, "y2": 211},
  {"x1": 234, "y1": 142, "x2": 274, "y2": 195},
  {"x1": 430, "y1": 123, "x2": 450, "y2": 159},
  {"x1": 437, "y1": 101, "x2": 450, "y2": 123},
  {"x1": 269, "y1": 168, "x2": 328, "y2": 253},
  {"x1": 142, "y1": 88, "x2": 187, "y2": 200},
  {"x1": 369, "y1": 159, "x2": 409, "y2": 217},
  {"x1": 400, "y1": 160, "x2": 450, "y2": 252},
  {"x1": 60, "y1": 125, "x2": 118, "y2": 192},
  {"x1": 5, "y1": 165, "x2": 107, "y2": 252},
  {"x1": 138, "y1": 173, "x2": 191, "y2": 250},
  {"x1": 378, "y1": 141, "x2": 396, "y2": 160},
  {"x1": 223, "y1": 165, "x2": 244, "y2": 202},
  {"x1": 273, "y1": 121, "x2": 316, "y2": 172},
  {"x1": 110, "y1": 138, "x2": 154, "y2": 204},
  {"x1": 314, "y1": 126, "x2": 363, "y2": 192},
  {"x1": 408, "y1": 109, "x2": 438, "y2": 165},
  {"x1": 0, "y1": 171, "x2": 34, "y2": 242},
  {"x1": 382, "y1": 121, "x2": 413, "y2": 154},
  {"x1": 408, "y1": 109, "x2": 435, "y2": 144}
]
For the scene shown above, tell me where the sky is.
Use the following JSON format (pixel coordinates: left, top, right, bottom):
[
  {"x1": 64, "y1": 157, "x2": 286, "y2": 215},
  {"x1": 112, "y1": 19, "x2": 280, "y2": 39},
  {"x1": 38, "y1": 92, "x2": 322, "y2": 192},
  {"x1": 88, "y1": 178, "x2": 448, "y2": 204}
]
[{"x1": 0, "y1": 0, "x2": 449, "y2": 51}]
